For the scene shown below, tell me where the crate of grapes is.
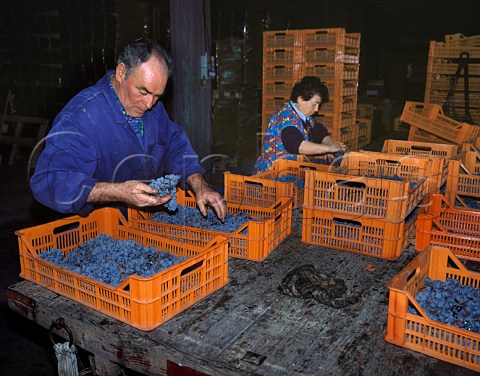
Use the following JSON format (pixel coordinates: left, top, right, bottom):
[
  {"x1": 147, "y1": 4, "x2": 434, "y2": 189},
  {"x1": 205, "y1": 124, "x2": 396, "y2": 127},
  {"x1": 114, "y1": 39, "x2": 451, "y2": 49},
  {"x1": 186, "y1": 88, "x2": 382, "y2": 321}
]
[
  {"x1": 385, "y1": 246, "x2": 480, "y2": 371},
  {"x1": 249, "y1": 159, "x2": 335, "y2": 209},
  {"x1": 381, "y1": 139, "x2": 457, "y2": 192},
  {"x1": 416, "y1": 193, "x2": 480, "y2": 262},
  {"x1": 303, "y1": 151, "x2": 431, "y2": 221},
  {"x1": 16, "y1": 208, "x2": 229, "y2": 331},
  {"x1": 128, "y1": 189, "x2": 293, "y2": 261}
]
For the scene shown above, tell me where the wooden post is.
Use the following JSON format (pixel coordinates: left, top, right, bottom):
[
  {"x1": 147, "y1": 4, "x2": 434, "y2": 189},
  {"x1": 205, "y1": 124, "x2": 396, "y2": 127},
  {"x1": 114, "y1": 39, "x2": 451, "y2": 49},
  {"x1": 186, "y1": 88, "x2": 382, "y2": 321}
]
[{"x1": 169, "y1": 0, "x2": 213, "y2": 161}]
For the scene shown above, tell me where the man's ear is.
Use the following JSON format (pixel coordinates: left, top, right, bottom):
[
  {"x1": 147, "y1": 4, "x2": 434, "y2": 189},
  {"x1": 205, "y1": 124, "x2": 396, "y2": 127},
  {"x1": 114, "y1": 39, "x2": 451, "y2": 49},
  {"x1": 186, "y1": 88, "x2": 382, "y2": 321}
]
[{"x1": 115, "y1": 62, "x2": 127, "y2": 82}]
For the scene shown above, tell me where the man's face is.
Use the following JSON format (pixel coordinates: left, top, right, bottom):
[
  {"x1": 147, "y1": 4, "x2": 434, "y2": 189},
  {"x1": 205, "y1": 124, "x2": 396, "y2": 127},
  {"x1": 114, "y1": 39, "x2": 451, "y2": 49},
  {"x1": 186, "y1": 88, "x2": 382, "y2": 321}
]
[{"x1": 114, "y1": 57, "x2": 169, "y2": 118}]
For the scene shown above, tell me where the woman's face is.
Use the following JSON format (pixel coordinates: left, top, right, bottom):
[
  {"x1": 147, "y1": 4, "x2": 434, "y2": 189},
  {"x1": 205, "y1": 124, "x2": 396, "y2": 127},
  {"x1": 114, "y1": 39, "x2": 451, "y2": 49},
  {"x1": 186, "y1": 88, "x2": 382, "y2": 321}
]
[{"x1": 296, "y1": 94, "x2": 322, "y2": 117}]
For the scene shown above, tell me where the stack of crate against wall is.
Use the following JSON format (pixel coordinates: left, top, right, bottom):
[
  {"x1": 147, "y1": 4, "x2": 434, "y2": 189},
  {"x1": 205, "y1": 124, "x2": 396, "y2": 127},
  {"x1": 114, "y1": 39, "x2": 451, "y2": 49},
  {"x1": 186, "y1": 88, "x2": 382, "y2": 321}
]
[
  {"x1": 301, "y1": 151, "x2": 433, "y2": 260},
  {"x1": 261, "y1": 28, "x2": 361, "y2": 152},
  {"x1": 423, "y1": 34, "x2": 480, "y2": 131}
]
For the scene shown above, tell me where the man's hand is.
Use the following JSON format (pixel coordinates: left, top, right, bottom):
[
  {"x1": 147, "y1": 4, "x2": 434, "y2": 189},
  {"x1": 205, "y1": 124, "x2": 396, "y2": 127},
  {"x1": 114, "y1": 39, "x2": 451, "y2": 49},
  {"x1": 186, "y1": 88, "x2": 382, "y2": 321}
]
[
  {"x1": 87, "y1": 181, "x2": 172, "y2": 207},
  {"x1": 187, "y1": 173, "x2": 227, "y2": 222}
]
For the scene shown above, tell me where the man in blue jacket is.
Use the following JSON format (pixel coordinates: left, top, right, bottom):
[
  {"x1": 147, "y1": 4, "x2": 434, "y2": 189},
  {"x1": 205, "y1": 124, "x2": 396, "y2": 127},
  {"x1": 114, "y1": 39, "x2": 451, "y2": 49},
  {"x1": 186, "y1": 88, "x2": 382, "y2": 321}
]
[{"x1": 30, "y1": 38, "x2": 226, "y2": 221}]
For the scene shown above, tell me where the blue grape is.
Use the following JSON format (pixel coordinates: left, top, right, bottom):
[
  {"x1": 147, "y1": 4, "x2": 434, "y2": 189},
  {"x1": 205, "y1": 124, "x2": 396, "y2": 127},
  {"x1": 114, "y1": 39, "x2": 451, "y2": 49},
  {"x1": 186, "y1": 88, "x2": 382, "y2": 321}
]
[
  {"x1": 38, "y1": 233, "x2": 187, "y2": 287},
  {"x1": 149, "y1": 174, "x2": 180, "y2": 211},
  {"x1": 153, "y1": 205, "x2": 250, "y2": 233}
]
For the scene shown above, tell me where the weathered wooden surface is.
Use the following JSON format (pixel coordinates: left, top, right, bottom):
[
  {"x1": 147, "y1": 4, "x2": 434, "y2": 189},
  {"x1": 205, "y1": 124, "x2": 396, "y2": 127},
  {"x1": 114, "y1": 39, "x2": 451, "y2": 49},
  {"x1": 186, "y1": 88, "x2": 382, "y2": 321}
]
[{"x1": 6, "y1": 212, "x2": 477, "y2": 376}]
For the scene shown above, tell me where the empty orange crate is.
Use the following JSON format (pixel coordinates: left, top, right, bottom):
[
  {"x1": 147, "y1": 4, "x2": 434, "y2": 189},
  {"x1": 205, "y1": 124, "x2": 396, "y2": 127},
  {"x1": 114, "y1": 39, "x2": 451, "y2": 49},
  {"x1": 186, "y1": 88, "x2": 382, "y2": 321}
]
[
  {"x1": 128, "y1": 190, "x2": 293, "y2": 261},
  {"x1": 263, "y1": 79, "x2": 297, "y2": 97},
  {"x1": 385, "y1": 246, "x2": 480, "y2": 371},
  {"x1": 301, "y1": 207, "x2": 417, "y2": 260},
  {"x1": 446, "y1": 159, "x2": 480, "y2": 199},
  {"x1": 263, "y1": 64, "x2": 304, "y2": 81},
  {"x1": 400, "y1": 102, "x2": 480, "y2": 144},
  {"x1": 305, "y1": 46, "x2": 359, "y2": 64},
  {"x1": 445, "y1": 33, "x2": 480, "y2": 47},
  {"x1": 263, "y1": 30, "x2": 303, "y2": 48},
  {"x1": 408, "y1": 126, "x2": 449, "y2": 144},
  {"x1": 15, "y1": 208, "x2": 229, "y2": 331},
  {"x1": 264, "y1": 47, "x2": 304, "y2": 65},
  {"x1": 251, "y1": 159, "x2": 335, "y2": 209},
  {"x1": 304, "y1": 62, "x2": 359, "y2": 81},
  {"x1": 416, "y1": 194, "x2": 480, "y2": 261}
]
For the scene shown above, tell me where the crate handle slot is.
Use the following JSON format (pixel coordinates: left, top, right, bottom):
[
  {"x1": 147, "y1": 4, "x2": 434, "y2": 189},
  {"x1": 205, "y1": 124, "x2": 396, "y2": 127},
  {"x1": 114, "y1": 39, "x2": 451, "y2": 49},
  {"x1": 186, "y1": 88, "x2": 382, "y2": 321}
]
[
  {"x1": 245, "y1": 180, "x2": 264, "y2": 188},
  {"x1": 376, "y1": 159, "x2": 400, "y2": 165},
  {"x1": 406, "y1": 267, "x2": 419, "y2": 283},
  {"x1": 273, "y1": 32, "x2": 287, "y2": 36},
  {"x1": 315, "y1": 31, "x2": 328, "y2": 35},
  {"x1": 410, "y1": 145, "x2": 433, "y2": 152},
  {"x1": 180, "y1": 260, "x2": 204, "y2": 276},
  {"x1": 336, "y1": 179, "x2": 366, "y2": 189},
  {"x1": 333, "y1": 217, "x2": 361, "y2": 227},
  {"x1": 53, "y1": 221, "x2": 80, "y2": 235}
]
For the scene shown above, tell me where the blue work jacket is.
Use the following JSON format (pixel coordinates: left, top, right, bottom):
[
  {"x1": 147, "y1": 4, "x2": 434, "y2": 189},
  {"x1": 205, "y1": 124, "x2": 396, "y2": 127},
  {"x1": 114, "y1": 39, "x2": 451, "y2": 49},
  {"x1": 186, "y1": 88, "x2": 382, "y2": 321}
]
[{"x1": 30, "y1": 70, "x2": 204, "y2": 216}]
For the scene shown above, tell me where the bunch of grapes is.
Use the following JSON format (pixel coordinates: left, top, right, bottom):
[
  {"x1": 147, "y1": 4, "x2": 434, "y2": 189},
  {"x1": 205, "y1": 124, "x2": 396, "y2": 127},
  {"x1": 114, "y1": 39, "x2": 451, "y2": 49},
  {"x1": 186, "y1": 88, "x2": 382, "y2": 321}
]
[
  {"x1": 408, "y1": 277, "x2": 480, "y2": 333},
  {"x1": 39, "y1": 233, "x2": 186, "y2": 287},
  {"x1": 153, "y1": 205, "x2": 251, "y2": 233},
  {"x1": 149, "y1": 174, "x2": 180, "y2": 211}
]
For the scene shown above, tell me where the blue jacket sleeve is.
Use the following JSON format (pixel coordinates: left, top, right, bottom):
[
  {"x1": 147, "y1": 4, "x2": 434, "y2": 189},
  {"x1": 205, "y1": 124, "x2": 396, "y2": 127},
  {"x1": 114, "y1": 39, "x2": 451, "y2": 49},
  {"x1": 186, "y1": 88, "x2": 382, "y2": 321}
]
[{"x1": 30, "y1": 115, "x2": 99, "y2": 215}]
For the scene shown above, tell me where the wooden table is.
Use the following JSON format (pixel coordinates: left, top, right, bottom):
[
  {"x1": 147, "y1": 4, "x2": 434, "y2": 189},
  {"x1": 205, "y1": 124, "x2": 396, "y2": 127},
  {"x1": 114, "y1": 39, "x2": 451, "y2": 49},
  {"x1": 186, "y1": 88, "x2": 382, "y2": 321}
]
[{"x1": 6, "y1": 217, "x2": 476, "y2": 376}]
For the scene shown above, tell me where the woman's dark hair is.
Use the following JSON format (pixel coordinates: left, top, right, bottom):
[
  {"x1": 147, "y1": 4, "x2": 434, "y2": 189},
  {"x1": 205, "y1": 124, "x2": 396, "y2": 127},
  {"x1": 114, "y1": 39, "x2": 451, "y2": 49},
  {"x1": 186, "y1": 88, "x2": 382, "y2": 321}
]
[
  {"x1": 290, "y1": 76, "x2": 329, "y2": 103},
  {"x1": 117, "y1": 38, "x2": 173, "y2": 78}
]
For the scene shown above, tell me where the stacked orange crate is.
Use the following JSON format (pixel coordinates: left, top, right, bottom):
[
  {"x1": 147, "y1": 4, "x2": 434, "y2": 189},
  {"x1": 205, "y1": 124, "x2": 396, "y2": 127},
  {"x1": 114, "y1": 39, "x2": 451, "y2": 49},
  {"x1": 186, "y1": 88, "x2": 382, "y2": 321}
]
[
  {"x1": 301, "y1": 151, "x2": 432, "y2": 260},
  {"x1": 262, "y1": 30, "x2": 304, "y2": 136},
  {"x1": 423, "y1": 35, "x2": 480, "y2": 129},
  {"x1": 261, "y1": 28, "x2": 361, "y2": 151},
  {"x1": 304, "y1": 29, "x2": 361, "y2": 151}
]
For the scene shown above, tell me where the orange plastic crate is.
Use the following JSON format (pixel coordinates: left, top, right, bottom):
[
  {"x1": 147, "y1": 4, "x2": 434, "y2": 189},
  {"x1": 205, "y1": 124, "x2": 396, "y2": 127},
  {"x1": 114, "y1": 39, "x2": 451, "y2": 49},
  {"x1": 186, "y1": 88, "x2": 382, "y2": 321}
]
[
  {"x1": 264, "y1": 47, "x2": 304, "y2": 65},
  {"x1": 16, "y1": 208, "x2": 229, "y2": 331},
  {"x1": 385, "y1": 246, "x2": 480, "y2": 371},
  {"x1": 304, "y1": 159, "x2": 428, "y2": 222},
  {"x1": 382, "y1": 139, "x2": 458, "y2": 158},
  {"x1": 301, "y1": 207, "x2": 417, "y2": 260},
  {"x1": 445, "y1": 33, "x2": 480, "y2": 47},
  {"x1": 416, "y1": 194, "x2": 480, "y2": 261},
  {"x1": 312, "y1": 151, "x2": 431, "y2": 218},
  {"x1": 408, "y1": 125, "x2": 449, "y2": 144},
  {"x1": 263, "y1": 79, "x2": 297, "y2": 97},
  {"x1": 461, "y1": 150, "x2": 480, "y2": 174},
  {"x1": 304, "y1": 62, "x2": 359, "y2": 81},
  {"x1": 444, "y1": 192, "x2": 480, "y2": 212},
  {"x1": 263, "y1": 63, "x2": 304, "y2": 81},
  {"x1": 305, "y1": 46, "x2": 359, "y2": 64},
  {"x1": 263, "y1": 30, "x2": 303, "y2": 48},
  {"x1": 321, "y1": 95, "x2": 357, "y2": 114},
  {"x1": 128, "y1": 189, "x2": 293, "y2": 261},
  {"x1": 252, "y1": 159, "x2": 335, "y2": 209},
  {"x1": 400, "y1": 101, "x2": 480, "y2": 144},
  {"x1": 356, "y1": 118, "x2": 372, "y2": 149},
  {"x1": 446, "y1": 159, "x2": 480, "y2": 199},
  {"x1": 381, "y1": 139, "x2": 456, "y2": 192},
  {"x1": 429, "y1": 40, "x2": 480, "y2": 59}
]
